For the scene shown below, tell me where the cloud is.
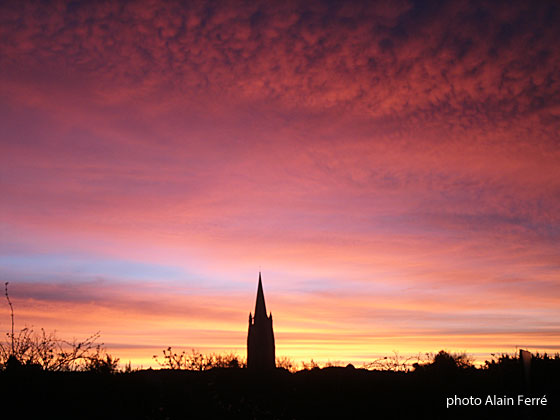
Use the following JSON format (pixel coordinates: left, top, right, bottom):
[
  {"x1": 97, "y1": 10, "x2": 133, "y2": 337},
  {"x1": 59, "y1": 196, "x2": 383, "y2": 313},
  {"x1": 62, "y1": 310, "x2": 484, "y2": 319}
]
[
  {"x1": 1, "y1": 0, "x2": 559, "y2": 363},
  {"x1": 1, "y1": 0, "x2": 558, "y2": 135}
]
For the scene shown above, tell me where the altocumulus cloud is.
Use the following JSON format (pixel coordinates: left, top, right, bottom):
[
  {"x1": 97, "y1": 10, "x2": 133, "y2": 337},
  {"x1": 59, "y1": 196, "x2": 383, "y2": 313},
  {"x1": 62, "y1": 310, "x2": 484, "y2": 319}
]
[{"x1": 1, "y1": 0, "x2": 559, "y2": 137}]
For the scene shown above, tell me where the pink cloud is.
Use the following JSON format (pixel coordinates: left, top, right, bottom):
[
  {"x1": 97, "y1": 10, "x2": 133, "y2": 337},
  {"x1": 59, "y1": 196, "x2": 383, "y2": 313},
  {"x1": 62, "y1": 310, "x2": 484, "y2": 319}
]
[
  {"x1": 1, "y1": 0, "x2": 559, "y2": 364},
  {"x1": 1, "y1": 1, "x2": 558, "y2": 130}
]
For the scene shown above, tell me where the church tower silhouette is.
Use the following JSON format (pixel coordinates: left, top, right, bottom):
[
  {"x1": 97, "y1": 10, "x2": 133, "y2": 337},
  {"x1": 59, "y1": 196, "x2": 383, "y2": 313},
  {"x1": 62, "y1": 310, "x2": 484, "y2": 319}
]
[{"x1": 247, "y1": 272, "x2": 276, "y2": 370}]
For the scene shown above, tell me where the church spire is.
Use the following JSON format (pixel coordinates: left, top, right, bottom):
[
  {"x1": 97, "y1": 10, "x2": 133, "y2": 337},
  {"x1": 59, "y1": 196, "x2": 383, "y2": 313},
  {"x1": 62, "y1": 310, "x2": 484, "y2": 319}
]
[
  {"x1": 247, "y1": 272, "x2": 275, "y2": 370},
  {"x1": 254, "y1": 271, "x2": 268, "y2": 319}
]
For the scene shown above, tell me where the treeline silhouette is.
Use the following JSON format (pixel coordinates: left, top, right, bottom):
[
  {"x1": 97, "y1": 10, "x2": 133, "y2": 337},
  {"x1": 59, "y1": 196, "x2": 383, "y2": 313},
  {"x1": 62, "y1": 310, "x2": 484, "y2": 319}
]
[
  {"x1": 2, "y1": 348, "x2": 558, "y2": 419},
  {"x1": 2, "y1": 283, "x2": 559, "y2": 419}
]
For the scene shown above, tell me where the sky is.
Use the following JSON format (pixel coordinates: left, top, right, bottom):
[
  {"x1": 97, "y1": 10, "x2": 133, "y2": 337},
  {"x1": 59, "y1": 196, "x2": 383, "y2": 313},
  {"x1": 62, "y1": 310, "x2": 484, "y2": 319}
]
[{"x1": 1, "y1": 0, "x2": 559, "y2": 368}]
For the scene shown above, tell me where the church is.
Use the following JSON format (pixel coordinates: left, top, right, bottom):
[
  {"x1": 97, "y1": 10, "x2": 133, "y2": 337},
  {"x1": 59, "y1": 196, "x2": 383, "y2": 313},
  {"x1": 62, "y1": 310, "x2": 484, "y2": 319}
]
[{"x1": 247, "y1": 273, "x2": 276, "y2": 370}]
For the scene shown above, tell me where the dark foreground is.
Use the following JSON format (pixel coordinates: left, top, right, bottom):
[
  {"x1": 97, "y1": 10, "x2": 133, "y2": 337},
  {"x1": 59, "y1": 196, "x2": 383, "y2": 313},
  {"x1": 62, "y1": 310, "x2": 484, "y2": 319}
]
[{"x1": 2, "y1": 364, "x2": 558, "y2": 419}]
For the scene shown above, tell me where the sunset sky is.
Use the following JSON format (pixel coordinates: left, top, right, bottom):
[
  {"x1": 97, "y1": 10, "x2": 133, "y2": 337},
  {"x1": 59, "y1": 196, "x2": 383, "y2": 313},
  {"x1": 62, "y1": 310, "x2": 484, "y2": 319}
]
[{"x1": 1, "y1": 0, "x2": 559, "y2": 368}]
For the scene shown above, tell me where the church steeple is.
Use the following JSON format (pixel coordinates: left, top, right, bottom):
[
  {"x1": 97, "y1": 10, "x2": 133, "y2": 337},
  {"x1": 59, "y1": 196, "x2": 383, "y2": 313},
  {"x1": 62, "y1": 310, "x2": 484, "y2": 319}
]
[
  {"x1": 254, "y1": 272, "x2": 268, "y2": 319},
  {"x1": 247, "y1": 272, "x2": 275, "y2": 370}
]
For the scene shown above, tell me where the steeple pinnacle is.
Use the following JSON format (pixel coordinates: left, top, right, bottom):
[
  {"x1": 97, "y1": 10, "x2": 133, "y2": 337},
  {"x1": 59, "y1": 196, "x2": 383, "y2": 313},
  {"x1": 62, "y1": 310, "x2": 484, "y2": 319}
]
[{"x1": 254, "y1": 271, "x2": 268, "y2": 319}]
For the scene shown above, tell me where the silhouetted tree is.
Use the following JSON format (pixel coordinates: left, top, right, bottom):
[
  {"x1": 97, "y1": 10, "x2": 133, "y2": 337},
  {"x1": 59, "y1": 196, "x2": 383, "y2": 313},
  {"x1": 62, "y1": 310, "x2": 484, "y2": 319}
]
[
  {"x1": 413, "y1": 350, "x2": 474, "y2": 374},
  {"x1": 1, "y1": 282, "x2": 118, "y2": 372},
  {"x1": 153, "y1": 347, "x2": 245, "y2": 370},
  {"x1": 301, "y1": 359, "x2": 320, "y2": 370},
  {"x1": 276, "y1": 356, "x2": 297, "y2": 372},
  {"x1": 84, "y1": 347, "x2": 120, "y2": 374},
  {"x1": 364, "y1": 351, "x2": 424, "y2": 372}
]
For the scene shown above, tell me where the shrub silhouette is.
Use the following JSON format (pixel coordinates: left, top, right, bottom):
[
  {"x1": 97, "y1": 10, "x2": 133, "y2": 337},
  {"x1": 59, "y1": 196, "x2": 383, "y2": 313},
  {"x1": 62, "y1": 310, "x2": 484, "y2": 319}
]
[
  {"x1": 412, "y1": 350, "x2": 474, "y2": 376},
  {"x1": 1, "y1": 282, "x2": 118, "y2": 372},
  {"x1": 363, "y1": 351, "x2": 425, "y2": 372},
  {"x1": 276, "y1": 356, "x2": 297, "y2": 372},
  {"x1": 153, "y1": 347, "x2": 246, "y2": 370}
]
